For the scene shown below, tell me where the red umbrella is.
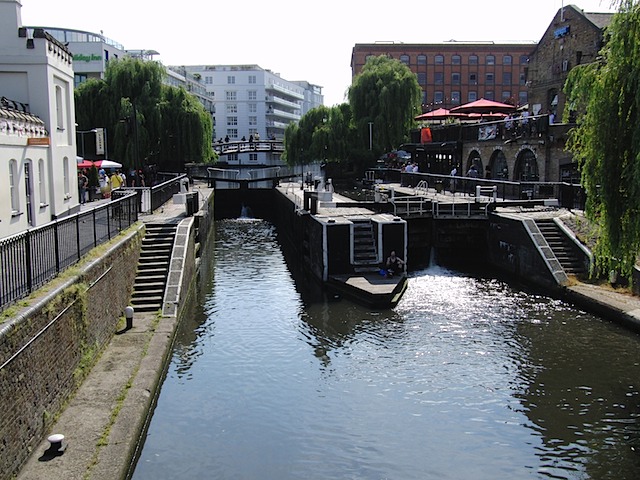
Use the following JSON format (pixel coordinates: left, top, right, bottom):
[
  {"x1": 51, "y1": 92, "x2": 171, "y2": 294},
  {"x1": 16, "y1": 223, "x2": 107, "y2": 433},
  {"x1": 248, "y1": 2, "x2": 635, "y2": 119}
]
[
  {"x1": 450, "y1": 98, "x2": 516, "y2": 114},
  {"x1": 77, "y1": 160, "x2": 93, "y2": 168}
]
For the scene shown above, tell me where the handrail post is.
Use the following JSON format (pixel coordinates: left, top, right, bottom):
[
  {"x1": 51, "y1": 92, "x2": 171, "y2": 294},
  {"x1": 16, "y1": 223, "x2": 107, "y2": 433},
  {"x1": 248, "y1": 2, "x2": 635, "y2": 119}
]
[{"x1": 25, "y1": 230, "x2": 32, "y2": 294}]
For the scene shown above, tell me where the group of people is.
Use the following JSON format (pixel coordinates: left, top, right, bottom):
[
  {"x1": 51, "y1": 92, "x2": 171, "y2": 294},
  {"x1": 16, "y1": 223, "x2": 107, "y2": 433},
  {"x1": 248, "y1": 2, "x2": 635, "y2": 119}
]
[
  {"x1": 404, "y1": 162, "x2": 419, "y2": 173},
  {"x1": 77, "y1": 168, "x2": 146, "y2": 204}
]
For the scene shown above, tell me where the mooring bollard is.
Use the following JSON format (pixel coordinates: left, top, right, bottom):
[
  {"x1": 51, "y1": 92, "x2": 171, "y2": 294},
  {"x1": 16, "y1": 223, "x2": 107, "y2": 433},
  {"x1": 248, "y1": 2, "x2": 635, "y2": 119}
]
[{"x1": 125, "y1": 305, "x2": 134, "y2": 330}]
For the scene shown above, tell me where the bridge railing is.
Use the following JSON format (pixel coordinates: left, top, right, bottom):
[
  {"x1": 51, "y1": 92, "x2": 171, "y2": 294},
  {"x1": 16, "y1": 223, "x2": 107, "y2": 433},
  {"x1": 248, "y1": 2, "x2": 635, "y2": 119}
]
[{"x1": 213, "y1": 140, "x2": 284, "y2": 156}]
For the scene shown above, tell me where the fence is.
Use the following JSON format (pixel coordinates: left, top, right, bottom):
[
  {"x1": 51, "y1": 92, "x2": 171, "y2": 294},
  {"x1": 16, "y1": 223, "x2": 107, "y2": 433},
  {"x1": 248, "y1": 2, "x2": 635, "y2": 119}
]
[
  {"x1": 111, "y1": 173, "x2": 186, "y2": 214},
  {"x1": 0, "y1": 192, "x2": 139, "y2": 311}
]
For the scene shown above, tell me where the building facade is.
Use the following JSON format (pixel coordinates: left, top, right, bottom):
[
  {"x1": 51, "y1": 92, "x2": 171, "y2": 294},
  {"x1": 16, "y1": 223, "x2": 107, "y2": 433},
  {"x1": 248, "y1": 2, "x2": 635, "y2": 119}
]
[
  {"x1": 182, "y1": 64, "x2": 323, "y2": 166},
  {"x1": 351, "y1": 41, "x2": 535, "y2": 111},
  {"x1": 527, "y1": 4, "x2": 613, "y2": 120},
  {"x1": 0, "y1": 0, "x2": 78, "y2": 239}
]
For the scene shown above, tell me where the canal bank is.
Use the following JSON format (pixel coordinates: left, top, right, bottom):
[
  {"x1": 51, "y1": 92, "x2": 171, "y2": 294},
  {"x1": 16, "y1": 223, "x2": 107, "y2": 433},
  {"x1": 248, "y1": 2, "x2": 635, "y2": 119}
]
[{"x1": 13, "y1": 183, "x2": 640, "y2": 479}]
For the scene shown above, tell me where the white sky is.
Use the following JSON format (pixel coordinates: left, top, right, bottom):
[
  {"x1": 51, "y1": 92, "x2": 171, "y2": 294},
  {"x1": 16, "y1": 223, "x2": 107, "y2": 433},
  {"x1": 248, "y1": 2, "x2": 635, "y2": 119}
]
[{"x1": 19, "y1": 0, "x2": 617, "y2": 107}]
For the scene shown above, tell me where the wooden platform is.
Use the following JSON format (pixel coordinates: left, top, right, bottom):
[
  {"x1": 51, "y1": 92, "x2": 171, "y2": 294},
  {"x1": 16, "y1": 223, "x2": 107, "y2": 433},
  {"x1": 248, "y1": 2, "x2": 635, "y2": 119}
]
[{"x1": 327, "y1": 273, "x2": 408, "y2": 309}]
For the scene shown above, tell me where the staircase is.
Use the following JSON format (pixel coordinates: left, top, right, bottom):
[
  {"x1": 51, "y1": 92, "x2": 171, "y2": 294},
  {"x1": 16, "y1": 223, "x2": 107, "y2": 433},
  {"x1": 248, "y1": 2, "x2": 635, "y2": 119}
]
[
  {"x1": 535, "y1": 219, "x2": 586, "y2": 276},
  {"x1": 352, "y1": 218, "x2": 379, "y2": 273},
  {"x1": 131, "y1": 223, "x2": 177, "y2": 312}
]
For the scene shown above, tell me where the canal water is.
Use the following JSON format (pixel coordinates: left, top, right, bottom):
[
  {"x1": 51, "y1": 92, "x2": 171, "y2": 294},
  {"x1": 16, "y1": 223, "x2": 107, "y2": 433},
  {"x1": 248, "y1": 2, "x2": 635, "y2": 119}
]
[{"x1": 131, "y1": 219, "x2": 640, "y2": 480}]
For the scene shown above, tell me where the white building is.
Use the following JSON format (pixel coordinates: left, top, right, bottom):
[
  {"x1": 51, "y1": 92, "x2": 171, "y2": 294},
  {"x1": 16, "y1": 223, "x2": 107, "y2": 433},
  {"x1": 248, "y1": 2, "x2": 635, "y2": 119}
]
[
  {"x1": 0, "y1": 0, "x2": 78, "y2": 239},
  {"x1": 181, "y1": 64, "x2": 323, "y2": 166}
]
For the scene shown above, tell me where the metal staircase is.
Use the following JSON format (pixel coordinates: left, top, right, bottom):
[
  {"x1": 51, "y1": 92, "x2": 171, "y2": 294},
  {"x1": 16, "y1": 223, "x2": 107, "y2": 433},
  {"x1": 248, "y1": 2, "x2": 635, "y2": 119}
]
[
  {"x1": 351, "y1": 218, "x2": 379, "y2": 273},
  {"x1": 535, "y1": 219, "x2": 586, "y2": 276},
  {"x1": 131, "y1": 223, "x2": 177, "y2": 312}
]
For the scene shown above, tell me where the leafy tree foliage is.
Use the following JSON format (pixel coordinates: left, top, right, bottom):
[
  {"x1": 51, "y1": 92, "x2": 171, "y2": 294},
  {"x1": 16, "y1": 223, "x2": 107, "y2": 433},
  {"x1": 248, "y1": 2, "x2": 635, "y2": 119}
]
[
  {"x1": 75, "y1": 57, "x2": 214, "y2": 172},
  {"x1": 348, "y1": 55, "x2": 421, "y2": 156},
  {"x1": 283, "y1": 104, "x2": 355, "y2": 166},
  {"x1": 564, "y1": 0, "x2": 640, "y2": 278}
]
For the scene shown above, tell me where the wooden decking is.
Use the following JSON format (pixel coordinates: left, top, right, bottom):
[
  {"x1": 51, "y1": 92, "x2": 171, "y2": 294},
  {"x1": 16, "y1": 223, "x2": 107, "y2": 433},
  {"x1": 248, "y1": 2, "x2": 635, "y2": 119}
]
[{"x1": 327, "y1": 273, "x2": 408, "y2": 309}]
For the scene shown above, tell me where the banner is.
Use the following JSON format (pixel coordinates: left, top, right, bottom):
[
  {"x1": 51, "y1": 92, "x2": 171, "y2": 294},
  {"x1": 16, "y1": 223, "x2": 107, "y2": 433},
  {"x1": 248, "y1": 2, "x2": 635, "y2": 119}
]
[
  {"x1": 478, "y1": 124, "x2": 497, "y2": 141},
  {"x1": 95, "y1": 128, "x2": 105, "y2": 155}
]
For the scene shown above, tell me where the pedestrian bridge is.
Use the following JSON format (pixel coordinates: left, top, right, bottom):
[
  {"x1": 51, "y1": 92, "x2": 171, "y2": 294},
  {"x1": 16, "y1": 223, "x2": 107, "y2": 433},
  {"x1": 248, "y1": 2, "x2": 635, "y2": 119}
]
[{"x1": 213, "y1": 139, "x2": 284, "y2": 157}]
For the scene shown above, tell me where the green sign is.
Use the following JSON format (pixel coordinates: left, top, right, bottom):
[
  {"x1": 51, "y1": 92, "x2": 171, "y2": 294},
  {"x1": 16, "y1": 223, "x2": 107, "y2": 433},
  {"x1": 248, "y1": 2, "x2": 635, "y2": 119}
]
[{"x1": 73, "y1": 53, "x2": 102, "y2": 63}]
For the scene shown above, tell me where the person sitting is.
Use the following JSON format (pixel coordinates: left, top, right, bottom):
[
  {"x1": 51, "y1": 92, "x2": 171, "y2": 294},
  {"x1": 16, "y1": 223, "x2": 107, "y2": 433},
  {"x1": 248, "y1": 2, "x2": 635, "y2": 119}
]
[{"x1": 385, "y1": 250, "x2": 406, "y2": 277}]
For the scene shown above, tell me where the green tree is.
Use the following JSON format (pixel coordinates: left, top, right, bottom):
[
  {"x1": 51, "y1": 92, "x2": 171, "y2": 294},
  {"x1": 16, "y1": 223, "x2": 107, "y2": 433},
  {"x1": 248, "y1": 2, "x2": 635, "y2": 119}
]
[
  {"x1": 564, "y1": 0, "x2": 639, "y2": 279},
  {"x1": 75, "y1": 57, "x2": 214, "y2": 172},
  {"x1": 348, "y1": 55, "x2": 422, "y2": 157}
]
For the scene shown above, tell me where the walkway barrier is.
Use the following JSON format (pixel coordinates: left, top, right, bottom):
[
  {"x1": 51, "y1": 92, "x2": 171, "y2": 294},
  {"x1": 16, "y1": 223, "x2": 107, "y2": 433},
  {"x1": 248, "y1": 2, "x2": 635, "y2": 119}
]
[{"x1": 0, "y1": 192, "x2": 139, "y2": 311}]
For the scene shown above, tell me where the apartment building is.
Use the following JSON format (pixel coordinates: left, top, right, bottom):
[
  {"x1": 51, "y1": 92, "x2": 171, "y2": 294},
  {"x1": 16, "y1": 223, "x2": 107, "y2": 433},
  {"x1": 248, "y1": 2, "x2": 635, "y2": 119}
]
[{"x1": 182, "y1": 64, "x2": 323, "y2": 166}]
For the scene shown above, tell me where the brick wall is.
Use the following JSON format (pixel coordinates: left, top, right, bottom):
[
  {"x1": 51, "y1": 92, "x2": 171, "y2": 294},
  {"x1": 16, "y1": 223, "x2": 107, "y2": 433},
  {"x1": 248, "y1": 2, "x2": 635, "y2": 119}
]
[{"x1": 0, "y1": 227, "x2": 143, "y2": 480}]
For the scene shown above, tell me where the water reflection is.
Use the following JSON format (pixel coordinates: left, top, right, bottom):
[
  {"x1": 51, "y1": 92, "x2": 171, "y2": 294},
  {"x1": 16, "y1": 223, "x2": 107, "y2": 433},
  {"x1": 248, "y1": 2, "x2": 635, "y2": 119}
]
[{"x1": 132, "y1": 219, "x2": 640, "y2": 480}]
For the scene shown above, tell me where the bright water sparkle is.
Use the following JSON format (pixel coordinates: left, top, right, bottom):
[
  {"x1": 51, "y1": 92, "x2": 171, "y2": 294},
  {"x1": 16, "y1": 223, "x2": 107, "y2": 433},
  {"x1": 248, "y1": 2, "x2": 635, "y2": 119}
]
[{"x1": 132, "y1": 219, "x2": 640, "y2": 480}]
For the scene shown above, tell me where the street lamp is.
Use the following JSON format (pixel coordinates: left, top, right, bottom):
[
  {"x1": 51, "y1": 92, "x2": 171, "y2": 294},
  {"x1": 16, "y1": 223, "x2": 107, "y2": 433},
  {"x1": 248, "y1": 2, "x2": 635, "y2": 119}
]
[{"x1": 368, "y1": 122, "x2": 374, "y2": 151}]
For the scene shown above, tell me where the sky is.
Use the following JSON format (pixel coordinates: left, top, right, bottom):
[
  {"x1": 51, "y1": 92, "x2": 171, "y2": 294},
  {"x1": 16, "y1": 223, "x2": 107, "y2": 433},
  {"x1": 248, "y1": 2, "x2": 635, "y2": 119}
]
[{"x1": 19, "y1": 0, "x2": 617, "y2": 107}]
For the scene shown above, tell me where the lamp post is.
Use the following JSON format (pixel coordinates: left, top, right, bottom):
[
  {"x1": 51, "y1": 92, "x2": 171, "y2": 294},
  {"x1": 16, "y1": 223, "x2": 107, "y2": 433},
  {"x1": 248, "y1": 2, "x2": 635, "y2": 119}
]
[
  {"x1": 368, "y1": 122, "x2": 373, "y2": 151},
  {"x1": 77, "y1": 128, "x2": 98, "y2": 159}
]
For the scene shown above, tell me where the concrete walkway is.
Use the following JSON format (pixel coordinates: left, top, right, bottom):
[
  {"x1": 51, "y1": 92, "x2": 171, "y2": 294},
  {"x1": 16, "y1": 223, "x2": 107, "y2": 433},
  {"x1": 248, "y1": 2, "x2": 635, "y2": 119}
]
[{"x1": 15, "y1": 183, "x2": 640, "y2": 479}]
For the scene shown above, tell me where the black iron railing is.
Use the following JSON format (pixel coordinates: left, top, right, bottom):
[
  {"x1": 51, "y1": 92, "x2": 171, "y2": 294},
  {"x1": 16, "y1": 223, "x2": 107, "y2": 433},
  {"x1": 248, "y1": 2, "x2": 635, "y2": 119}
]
[{"x1": 0, "y1": 193, "x2": 139, "y2": 312}]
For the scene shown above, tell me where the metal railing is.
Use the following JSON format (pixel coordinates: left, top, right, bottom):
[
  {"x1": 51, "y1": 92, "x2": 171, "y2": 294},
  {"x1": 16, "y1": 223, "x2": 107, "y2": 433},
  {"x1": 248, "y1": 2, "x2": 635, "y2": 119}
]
[
  {"x1": 0, "y1": 193, "x2": 139, "y2": 311},
  {"x1": 111, "y1": 173, "x2": 186, "y2": 214}
]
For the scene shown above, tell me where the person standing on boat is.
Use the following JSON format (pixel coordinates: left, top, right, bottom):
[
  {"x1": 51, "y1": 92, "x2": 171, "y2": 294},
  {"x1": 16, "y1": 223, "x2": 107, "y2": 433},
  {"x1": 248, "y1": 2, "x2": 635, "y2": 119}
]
[{"x1": 385, "y1": 251, "x2": 406, "y2": 277}]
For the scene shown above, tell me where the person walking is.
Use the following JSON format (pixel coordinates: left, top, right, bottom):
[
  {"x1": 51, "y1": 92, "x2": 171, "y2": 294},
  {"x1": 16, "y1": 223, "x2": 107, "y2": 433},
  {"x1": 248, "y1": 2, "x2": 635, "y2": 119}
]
[{"x1": 78, "y1": 170, "x2": 88, "y2": 204}]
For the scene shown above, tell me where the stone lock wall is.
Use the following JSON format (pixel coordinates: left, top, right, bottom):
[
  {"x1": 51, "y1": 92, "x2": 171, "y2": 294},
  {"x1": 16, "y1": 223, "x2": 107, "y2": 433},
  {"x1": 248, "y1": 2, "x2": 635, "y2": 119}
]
[{"x1": 0, "y1": 227, "x2": 143, "y2": 480}]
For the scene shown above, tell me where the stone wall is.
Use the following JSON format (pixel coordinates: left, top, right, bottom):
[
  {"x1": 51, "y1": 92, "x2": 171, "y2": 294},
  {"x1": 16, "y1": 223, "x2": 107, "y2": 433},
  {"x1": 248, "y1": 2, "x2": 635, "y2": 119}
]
[{"x1": 0, "y1": 226, "x2": 143, "y2": 480}]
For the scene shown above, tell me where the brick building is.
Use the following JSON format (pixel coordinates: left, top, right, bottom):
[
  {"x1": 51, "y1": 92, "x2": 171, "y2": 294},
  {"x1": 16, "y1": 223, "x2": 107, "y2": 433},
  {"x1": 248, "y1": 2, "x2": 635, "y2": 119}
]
[
  {"x1": 527, "y1": 4, "x2": 613, "y2": 120},
  {"x1": 351, "y1": 41, "x2": 535, "y2": 112}
]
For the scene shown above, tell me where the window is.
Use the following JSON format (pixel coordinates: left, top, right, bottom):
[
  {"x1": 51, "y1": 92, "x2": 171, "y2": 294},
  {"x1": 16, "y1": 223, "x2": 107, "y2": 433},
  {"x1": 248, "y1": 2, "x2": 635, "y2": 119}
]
[
  {"x1": 469, "y1": 73, "x2": 477, "y2": 85},
  {"x1": 452, "y1": 72, "x2": 461, "y2": 85},
  {"x1": 519, "y1": 91, "x2": 528, "y2": 105},
  {"x1": 502, "y1": 91, "x2": 511, "y2": 102},
  {"x1": 503, "y1": 55, "x2": 512, "y2": 65},
  {"x1": 486, "y1": 55, "x2": 495, "y2": 65},
  {"x1": 248, "y1": 90, "x2": 257, "y2": 100},
  {"x1": 519, "y1": 73, "x2": 527, "y2": 86},
  {"x1": 400, "y1": 54, "x2": 410, "y2": 65},
  {"x1": 226, "y1": 104, "x2": 237, "y2": 114},
  {"x1": 227, "y1": 75, "x2": 235, "y2": 84},
  {"x1": 226, "y1": 128, "x2": 238, "y2": 138},
  {"x1": 249, "y1": 103, "x2": 257, "y2": 113},
  {"x1": 227, "y1": 116, "x2": 238, "y2": 126},
  {"x1": 468, "y1": 91, "x2": 478, "y2": 102},
  {"x1": 485, "y1": 91, "x2": 495, "y2": 100},
  {"x1": 520, "y1": 55, "x2": 529, "y2": 64},
  {"x1": 249, "y1": 116, "x2": 257, "y2": 126},
  {"x1": 451, "y1": 91, "x2": 461, "y2": 104},
  {"x1": 249, "y1": 153, "x2": 258, "y2": 162},
  {"x1": 249, "y1": 75, "x2": 257, "y2": 84},
  {"x1": 9, "y1": 159, "x2": 19, "y2": 213},
  {"x1": 55, "y1": 85, "x2": 64, "y2": 130},
  {"x1": 469, "y1": 55, "x2": 478, "y2": 65},
  {"x1": 24, "y1": 161, "x2": 33, "y2": 225},
  {"x1": 486, "y1": 73, "x2": 494, "y2": 85},
  {"x1": 452, "y1": 55, "x2": 461, "y2": 65},
  {"x1": 434, "y1": 72, "x2": 444, "y2": 85},
  {"x1": 502, "y1": 72, "x2": 512, "y2": 85},
  {"x1": 63, "y1": 157, "x2": 70, "y2": 197},
  {"x1": 434, "y1": 91, "x2": 444, "y2": 104},
  {"x1": 435, "y1": 55, "x2": 444, "y2": 65},
  {"x1": 422, "y1": 91, "x2": 428, "y2": 104},
  {"x1": 38, "y1": 158, "x2": 46, "y2": 204},
  {"x1": 225, "y1": 91, "x2": 236, "y2": 101},
  {"x1": 205, "y1": 76, "x2": 213, "y2": 84},
  {"x1": 417, "y1": 72, "x2": 427, "y2": 85},
  {"x1": 417, "y1": 54, "x2": 427, "y2": 65}
]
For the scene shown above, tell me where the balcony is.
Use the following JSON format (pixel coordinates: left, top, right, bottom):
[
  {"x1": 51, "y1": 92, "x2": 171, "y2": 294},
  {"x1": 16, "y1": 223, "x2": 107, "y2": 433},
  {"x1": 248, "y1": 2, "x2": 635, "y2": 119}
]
[
  {"x1": 266, "y1": 95, "x2": 300, "y2": 109},
  {"x1": 266, "y1": 82, "x2": 304, "y2": 100}
]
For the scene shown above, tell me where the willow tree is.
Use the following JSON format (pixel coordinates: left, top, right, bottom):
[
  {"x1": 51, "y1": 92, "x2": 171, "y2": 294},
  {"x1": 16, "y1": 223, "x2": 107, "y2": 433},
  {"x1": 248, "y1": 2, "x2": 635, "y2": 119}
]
[
  {"x1": 75, "y1": 57, "x2": 214, "y2": 172},
  {"x1": 348, "y1": 55, "x2": 421, "y2": 157},
  {"x1": 564, "y1": 0, "x2": 640, "y2": 279}
]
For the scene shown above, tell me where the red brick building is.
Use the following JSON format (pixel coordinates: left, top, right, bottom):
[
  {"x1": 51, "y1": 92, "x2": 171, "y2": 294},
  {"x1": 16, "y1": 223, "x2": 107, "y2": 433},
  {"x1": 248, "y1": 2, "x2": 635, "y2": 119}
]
[{"x1": 351, "y1": 42, "x2": 536, "y2": 112}]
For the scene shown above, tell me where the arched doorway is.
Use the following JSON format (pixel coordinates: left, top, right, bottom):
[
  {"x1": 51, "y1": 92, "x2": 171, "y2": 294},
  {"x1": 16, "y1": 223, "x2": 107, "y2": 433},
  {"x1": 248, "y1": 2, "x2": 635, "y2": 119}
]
[
  {"x1": 467, "y1": 151, "x2": 482, "y2": 175},
  {"x1": 514, "y1": 148, "x2": 539, "y2": 181},
  {"x1": 490, "y1": 150, "x2": 508, "y2": 180}
]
